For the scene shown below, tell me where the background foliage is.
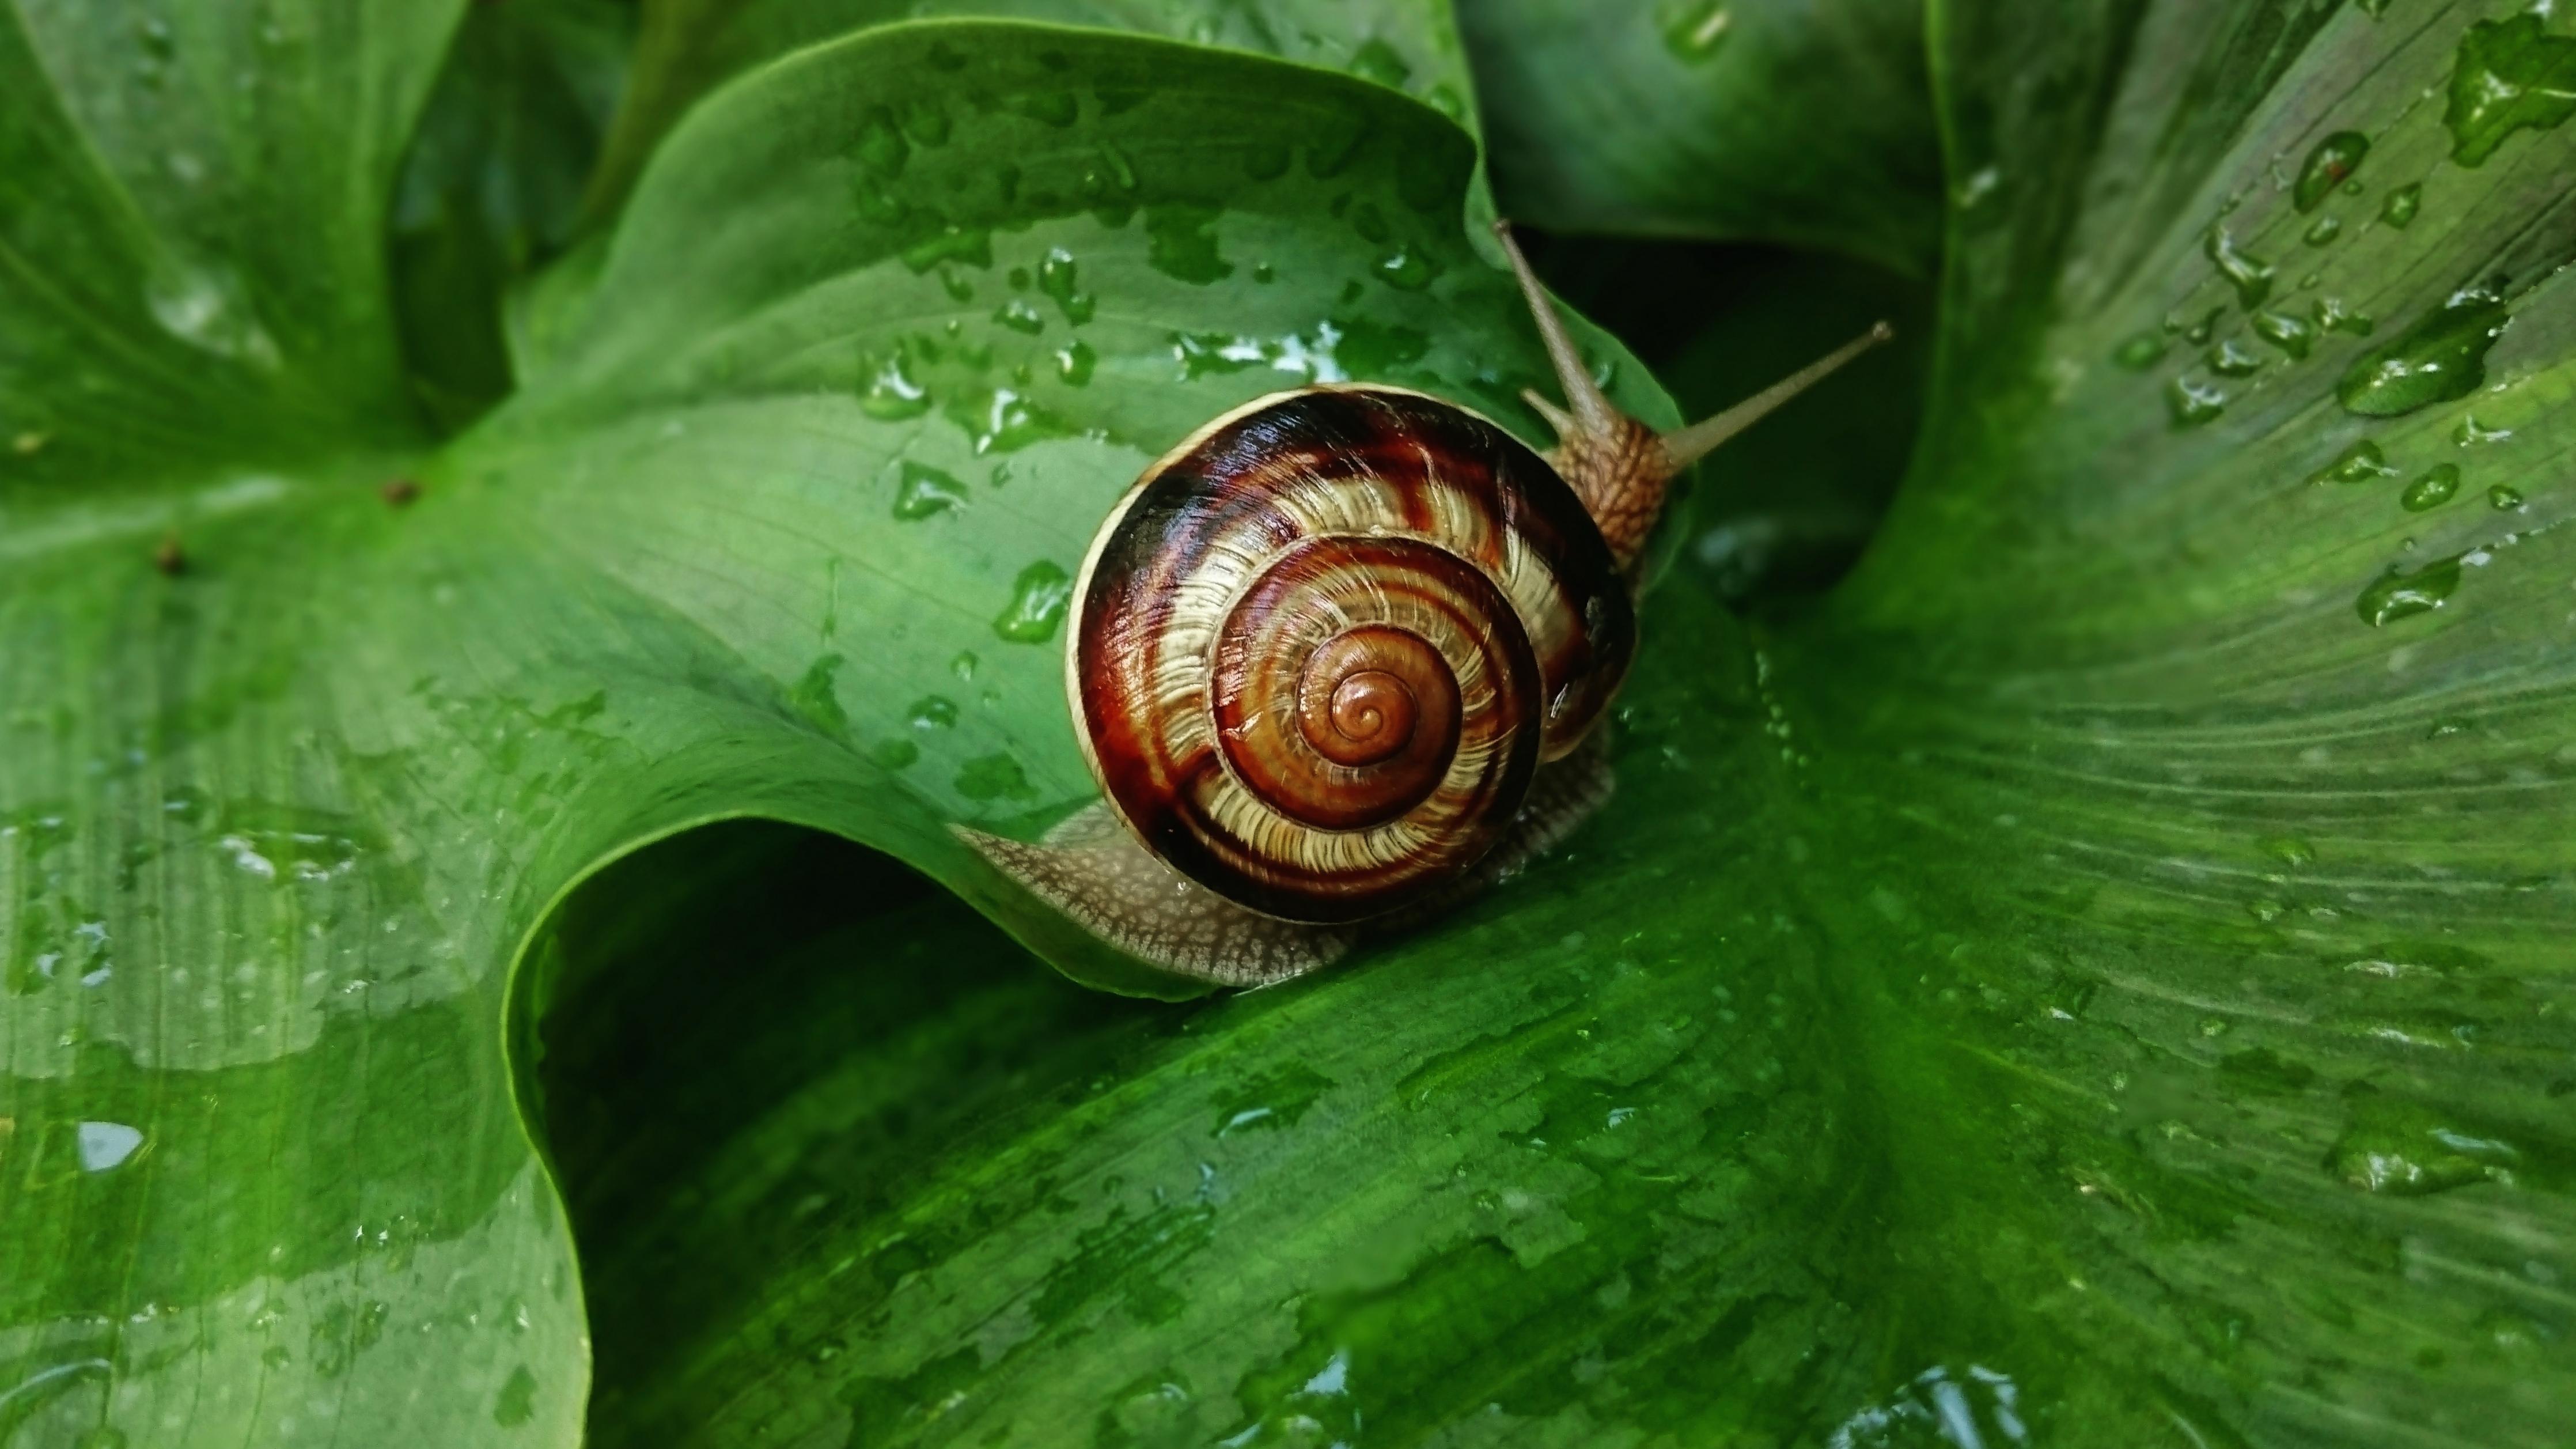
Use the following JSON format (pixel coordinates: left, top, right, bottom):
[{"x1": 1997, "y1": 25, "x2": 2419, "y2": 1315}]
[{"x1": 2, "y1": 2, "x2": 2570, "y2": 1447}]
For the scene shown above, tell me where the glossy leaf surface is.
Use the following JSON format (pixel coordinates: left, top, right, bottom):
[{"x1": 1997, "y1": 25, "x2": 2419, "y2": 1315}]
[{"x1": 4, "y1": 2, "x2": 2573, "y2": 1447}]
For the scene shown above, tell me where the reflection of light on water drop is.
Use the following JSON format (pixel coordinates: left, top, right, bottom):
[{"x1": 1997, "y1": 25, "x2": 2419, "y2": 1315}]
[
  {"x1": 1827, "y1": 1364, "x2": 2026, "y2": 1448},
  {"x1": 1661, "y1": 2, "x2": 1732, "y2": 59},
  {"x1": 78, "y1": 1121, "x2": 145, "y2": 1172},
  {"x1": 146, "y1": 263, "x2": 279, "y2": 369}
]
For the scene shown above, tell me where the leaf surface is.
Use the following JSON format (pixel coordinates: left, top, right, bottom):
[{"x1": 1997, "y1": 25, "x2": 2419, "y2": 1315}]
[
  {"x1": 1459, "y1": 0, "x2": 1945, "y2": 273},
  {"x1": 550, "y1": 2, "x2": 2576, "y2": 1444},
  {"x1": 0, "y1": 19, "x2": 1660, "y2": 1443}
]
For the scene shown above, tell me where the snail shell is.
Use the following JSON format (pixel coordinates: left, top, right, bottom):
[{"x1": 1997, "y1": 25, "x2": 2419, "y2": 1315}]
[
  {"x1": 1070, "y1": 384, "x2": 1635, "y2": 924},
  {"x1": 957, "y1": 222, "x2": 1891, "y2": 982}
]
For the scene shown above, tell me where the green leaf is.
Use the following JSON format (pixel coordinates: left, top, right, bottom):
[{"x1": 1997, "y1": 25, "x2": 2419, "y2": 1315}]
[
  {"x1": 1460, "y1": 0, "x2": 1945, "y2": 273},
  {"x1": 390, "y1": 0, "x2": 635, "y2": 426},
  {"x1": 582, "y1": 0, "x2": 1483, "y2": 229},
  {"x1": 0, "y1": 18, "x2": 1662, "y2": 1443},
  {"x1": 550, "y1": 2, "x2": 2575, "y2": 1444}
]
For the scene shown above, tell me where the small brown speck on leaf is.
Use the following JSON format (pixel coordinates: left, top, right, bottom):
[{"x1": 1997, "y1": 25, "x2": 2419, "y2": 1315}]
[
  {"x1": 380, "y1": 477, "x2": 422, "y2": 507},
  {"x1": 153, "y1": 534, "x2": 186, "y2": 576}
]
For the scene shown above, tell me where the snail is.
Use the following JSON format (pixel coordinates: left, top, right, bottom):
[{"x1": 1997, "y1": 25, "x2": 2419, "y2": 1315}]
[{"x1": 960, "y1": 223, "x2": 1890, "y2": 986}]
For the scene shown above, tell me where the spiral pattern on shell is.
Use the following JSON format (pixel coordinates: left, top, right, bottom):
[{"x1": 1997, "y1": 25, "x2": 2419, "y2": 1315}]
[{"x1": 1071, "y1": 385, "x2": 1635, "y2": 924}]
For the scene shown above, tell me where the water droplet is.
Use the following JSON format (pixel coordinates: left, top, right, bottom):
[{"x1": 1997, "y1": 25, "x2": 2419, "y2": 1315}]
[
  {"x1": 1305, "y1": 111, "x2": 1371, "y2": 177},
  {"x1": 2294, "y1": 131, "x2": 2369, "y2": 211},
  {"x1": 1007, "y1": 90, "x2": 1079, "y2": 128},
  {"x1": 1144, "y1": 205, "x2": 1234, "y2": 284},
  {"x1": 2112, "y1": 331, "x2": 2166, "y2": 369},
  {"x1": 2401, "y1": 464, "x2": 2461, "y2": 511},
  {"x1": 993, "y1": 298, "x2": 1044, "y2": 335},
  {"x1": 2306, "y1": 439, "x2": 2395, "y2": 486},
  {"x1": 2453, "y1": 414, "x2": 2512, "y2": 446},
  {"x1": 2444, "y1": 16, "x2": 2576, "y2": 168},
  {"x1": 2331, "y1": 1097, "x2": 2518, "y2": 1194},
  {"x1": 950, "y1": 650, "x2": 979, "y2": 680},
  {"x1": 2487, "y1": 483, "x2": 2524, "y2": 510},
  {"x1": 908, "y1": 695, "x2": 959, "y2": 729},
  {"x1": 1659, "y1": 1, "x2": 1733, "y2": 60},
  {"x1": 2336, "y1": 282, "x2": 2510, "y2": 417},
  {"x1": 2381, "y1": 181, "x2": 2422, "y2": 228},
  {"x1": 2251, "y1": 309, "x2": 2315, "y2": 358},
  {"x1": 2312, "y1": 296, "x2": 2374, "y2": 336},
  {"x1": 1242, "y1": 141, "x2": 1291, "y2": 181},
  {"x1": 1054, "y1": 340, "x2": 1096, "y2": 385},
  {"x1": 853, "y1": 106, "x2": 909, "y2": 180},
  {"x1": 2166, "y1": 376, "x2": 2225, "y2": 427},
  {"x1": 2303, "y1": 214, "x2": 2342, "y2": 247},
  {"x1": 1036, "y1": 247, "x2": 1095, "y2": 324},
  {"x1": 2204, "y1": 227, "x2": 2274, "y2": 310},
  {"x1": 899, "y1": 224, "x2": 992, "y2": 274},
  {"x1": 2357, "y1": 555, "x2": 2463, "y2": 626},
  {"x1": 146, "y1": 263, "x2": 279, "y2": 368},
  {"x1": 900, "y1": 99, "x2": 950, "y2": 147},
  {"x1": 994, "y1": 561, "x2": 1073, "y2": 643},
  {"x1": 1348, "y1": 37, "x2": 1411, "y2": 88},
  {"x1": 2206, "y1": 339, "x2": 2263, "y2": 377},
  {"x1": 77, "y1": 1121, "x2": 144, "y2": 1172},
  {"x1": 1376, "y1": 244, "x2": 1439, "y2": 291},
  {"x1": 892, "y1": 461, "x2": 967, "y2": 520},
  {"x1": 494, "y1": 1365, "x2": 539, "y2": 1428},
  {"x1": 871, "y1": 739, "x2": 919, "y2": 770},
  {"x1": 859, "y1": 347, "x2": 931, "y2": 419},
  {"x1": 955, "y1": 753, "x2": 1036, "y2": 801},
  {"x1": 2183, "y1": 305, "x2": 2224, "y2": 345},
  {"x1": 948, "y1": 386, "x2": 1073, "y2": 453}
]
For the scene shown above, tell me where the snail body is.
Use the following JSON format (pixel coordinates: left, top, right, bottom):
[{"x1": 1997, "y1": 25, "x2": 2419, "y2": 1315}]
[{"x1": 962, "y1": 225, "x2": 1889, "y2": 985}]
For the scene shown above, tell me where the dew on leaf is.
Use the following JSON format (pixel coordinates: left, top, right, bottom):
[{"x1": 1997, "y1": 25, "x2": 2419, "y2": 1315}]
[
  {"x1": 2303, "y1": 214, "x2": 2342, "y2": 247},
  {"x1": 853, "y1": 106, "x2": 909, "y2": 180},
  {"x1": 2204, "y1": 227, "x2": 2274, "y2": 309},
  {"x1": 2312, "y1": 296, "x2": 2373, "y2": 336},
  {"x1": 77, "y1": 1121, "x2": 145, "y2": 1172},
  {"x1": 2381, "y1": 182, "x2": 2422, "y2": 228},
  {"x1": 994, "y1": 561, "x2": 1073, "y2": 643},
  {"x1": 908, "y1": 695, "x2": 959, "y2": 730},
  {"x1": 1305, "y1": 111, "x2": 1371, "y2": 177},
  {"x1": 1144, "y1": 205, "x2": 1234, "y2": 285},
  {"x1": 899, "y1": 224, "x2": 992, "y2": 274},
  {"x1": 892, "y1": 462, "x2": 967, "y2": 520},
  {"x1": 870, "y1": 739, "x2": 919, "y2": 771},
  {"x1": 2306, "y1": 439, "x2": 2395, "y2": 487},
  {"x1": 1348, "y1": 38, "x2": 1411, "y2": 88},
  {"x1": 1036, "y1": 247, "x2": 1096, "y2": 324},
  {"x1": 2183, "y1": 306, "x2": 2224, "y2": 345},
  {"x1": 2336, "y1": 283, "x2": 2510, "y2": 417},
  {"x1": 859, "y1": 348, "x2": 931, "y2": 420},
  {"x1": 993, "y1": 298, "x2": 1044, "y2": 335},
  {"x1": 2356, "y1": 555, "x2": 2463, "y2": 626},
  {"x1": 2453, "y1": 414, "x2": 2511, "y2": 446},
  {"x1": 2206, "y1": 339, "x2": 2263, "y2": 377},
  {"x1": 2330, "y1": 1095, "x2": 2520, "y2": 1195},
  {"x1": 2488, "y1": 483, "x2": 2525, "y2": 510},
  {"x1": 2444, "y1": 16, "x2": 2576, "y2": 167},
  {"x1": 1376, "y1": 244, "x2": 1438, "y2": 291},
  {"x1": 948, "y1": 387, "x2": 1074, "y2": 454},
  {"x1": 900, "y1": 98, "x2": 949, "y2": 146},
  {"x1": 2400, "y1": 464, "x2": 2461, "y2": 511},
  {"x1": 1006, "y1": 90, "x2": 1079, "y2": 128},
  {"x1": 950, "y1": 650, "x2": 978, "y2": 680},
  {"x1": 1054, "y1": 341, "x2": 1096, "y2": 385},
  {"x1": 2294, "y1": 131, "x2": 2369, "y2": 211},
  {"x1": 2166, "y1": 376, "x2": 2225, "y2": 427},
  {"x1": 955, "y1": 752, "x2": 1036, "y2": 801},
  {"x1": 2251, "y1": 309, "x2": 2314, "y2": 358},
  {"x1": 2112, "y1": 331, "x2": 2166, "y2": 369}
]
